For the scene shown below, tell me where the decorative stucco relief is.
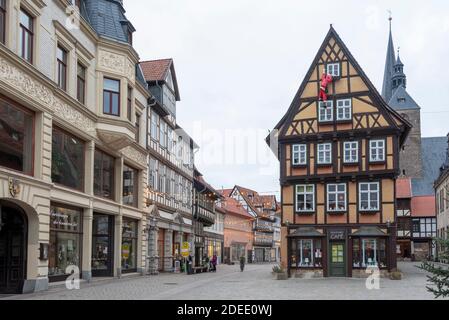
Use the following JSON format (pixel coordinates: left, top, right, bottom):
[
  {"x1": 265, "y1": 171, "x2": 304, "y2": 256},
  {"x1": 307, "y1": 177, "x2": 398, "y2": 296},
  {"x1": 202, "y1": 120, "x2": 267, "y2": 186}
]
[
  {"x1": 0, "y1": 57, "x2": 96, "y2": 135},
  {"x1": 121, "y1": 146, "x2": 147, "y2": 166},
  {"x1": 98, "y1": 50, "x2": 135, "y2": 81}
]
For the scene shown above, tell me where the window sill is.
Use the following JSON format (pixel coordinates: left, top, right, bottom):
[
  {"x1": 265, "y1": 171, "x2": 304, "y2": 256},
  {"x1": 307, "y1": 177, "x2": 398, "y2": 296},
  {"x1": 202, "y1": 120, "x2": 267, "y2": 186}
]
[
  {"x1": 343, "y1": 162, "x2": 359, "y2": 166},
  {"x1": 359, "y1": 210, "x2": 379, "y2": 215},
  {"x1": 369, "y1": 160, "x2": 386, "y2": 165},
  {"x1": 292, "y1": 164, "x2": 308, "y2": 168},
  {"x1": 327, "y1": 211, "x2": 347, "y2": 215},
  {"x1": 317, "y1": 120, "x2": 334, "y2": 125},
  {"x1": 336, "y1": 119, "x2": 352, "y2": 124},
  {"x1": 295, "y1": 211, "x2": 315, "y2": 215},
  {"x1": 316, "y1": 163, "x2": 333, "y2": 167}
]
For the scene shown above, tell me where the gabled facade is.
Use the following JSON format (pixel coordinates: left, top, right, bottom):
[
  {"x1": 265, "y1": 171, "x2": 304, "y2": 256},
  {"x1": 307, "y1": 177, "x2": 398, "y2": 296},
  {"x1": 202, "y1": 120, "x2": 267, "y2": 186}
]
[
  {"x1": 140, "y1": 58, "x2": 198, "y2": 273},
  {"x1": 227, "y1": 186, "x2": 279, "y2": 263},
  {"x1": 269, "y1": 26, "x2": 411, "y2": 278}
]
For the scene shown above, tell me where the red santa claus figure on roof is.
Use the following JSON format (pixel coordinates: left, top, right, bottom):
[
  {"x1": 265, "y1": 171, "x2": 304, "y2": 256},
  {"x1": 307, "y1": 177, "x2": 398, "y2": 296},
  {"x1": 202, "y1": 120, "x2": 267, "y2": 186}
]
[{"x1": 319, "y1": 69, "x2": 333, "y2": 102}]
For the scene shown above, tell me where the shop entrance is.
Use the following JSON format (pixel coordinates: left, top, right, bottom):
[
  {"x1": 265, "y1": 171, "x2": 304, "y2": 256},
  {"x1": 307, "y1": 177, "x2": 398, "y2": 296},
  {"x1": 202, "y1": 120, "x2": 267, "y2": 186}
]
[
  {"x1": 92, "y1": 214, "x2": 114, "y2": 277},
  {"x1": 329, "y1": 242, "x2": 346, "y2": 277},
  {"x1": 0, "y1": 203, "x2": 27, "y2": 294}
]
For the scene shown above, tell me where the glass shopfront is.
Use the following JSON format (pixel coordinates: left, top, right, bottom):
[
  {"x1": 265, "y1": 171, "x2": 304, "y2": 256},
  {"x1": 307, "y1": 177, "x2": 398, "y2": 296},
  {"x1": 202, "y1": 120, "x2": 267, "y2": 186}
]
[
  {"x1": 290, "y1": 239, "x2": 323, "y2": 268},
  {"x1": 92, "y1": 214, "x2": 114, "y2": 277},
  {"x1": 205, "y1": 238, "x2": 223, "y2": 263},
  {"x1": 352, "y1": 238, "x2": 387, "y2": 269},
  {"x1": 48, "y1": 204, "x2": 83, "y2": 282},
  {"x1": 121, "y1": 218, "x2": 138, "y2": 273}
]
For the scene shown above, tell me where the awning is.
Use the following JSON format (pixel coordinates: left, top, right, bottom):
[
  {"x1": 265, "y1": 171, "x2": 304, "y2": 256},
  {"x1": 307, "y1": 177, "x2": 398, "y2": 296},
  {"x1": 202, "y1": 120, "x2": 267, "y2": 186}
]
[
  {"x1": 351, "y1": 226, "x2": 388, "y2": 237},
  {"x1": 287, "y1": 227, "x2": 325, "y2": 238}
]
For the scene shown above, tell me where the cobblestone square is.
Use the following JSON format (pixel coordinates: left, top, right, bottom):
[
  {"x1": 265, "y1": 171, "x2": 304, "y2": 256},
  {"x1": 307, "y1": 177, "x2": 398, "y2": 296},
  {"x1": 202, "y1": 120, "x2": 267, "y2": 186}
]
[{"x1": 1, "y1": 262, "x2": 445, "y2": 300}]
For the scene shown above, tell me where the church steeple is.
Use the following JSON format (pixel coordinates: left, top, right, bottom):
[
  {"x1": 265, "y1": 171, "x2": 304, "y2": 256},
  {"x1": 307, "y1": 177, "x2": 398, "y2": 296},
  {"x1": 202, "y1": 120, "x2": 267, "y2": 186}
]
[
  {"x1": 391, "y1": 49, "x2": 407, "y2": 92},
  {"x1": 381, "y1": 14, "x2": 396, "y2": 102}
]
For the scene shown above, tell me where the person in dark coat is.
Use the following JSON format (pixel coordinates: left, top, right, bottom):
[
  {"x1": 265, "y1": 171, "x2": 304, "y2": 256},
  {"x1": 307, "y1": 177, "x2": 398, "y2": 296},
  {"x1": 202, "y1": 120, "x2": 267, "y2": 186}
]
[{"x1": 211, "y1": 254, "x2": 218, "y2": 272}]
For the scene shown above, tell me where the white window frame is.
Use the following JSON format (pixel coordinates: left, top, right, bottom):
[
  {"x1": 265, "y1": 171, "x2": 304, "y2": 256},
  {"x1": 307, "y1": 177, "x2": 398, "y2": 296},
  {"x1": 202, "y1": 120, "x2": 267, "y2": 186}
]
[
  {"x1": 318, "y1": 101, "x2": 333, "y2": 122},
  {"x1": 370, "y1": 139, "x2": 385, "y2": 162},
  {"x1": 359, "y1": 182, "x2": 380, "y2": 211},
  {"x1": 327, "y1": 63, "x2": 340, "y2": 77},
  {"x1": 336, "y1": 99, "x2": 352, "y2": 121},
  {"x1": 343, "y1": 141, "x2": 359, "y2": 163},
  {"x1": 292, "y1": 144, "x2": 307, "y2": 165},
  {"x1": 295, "y1": 185, "x2": 315, "y2": 213},
  {"x1": 327, "y1": 183, "x2": 347, "y2": 212},
  {"x1": 317, "y1": 143, "x2": 332, "y2": 164}
]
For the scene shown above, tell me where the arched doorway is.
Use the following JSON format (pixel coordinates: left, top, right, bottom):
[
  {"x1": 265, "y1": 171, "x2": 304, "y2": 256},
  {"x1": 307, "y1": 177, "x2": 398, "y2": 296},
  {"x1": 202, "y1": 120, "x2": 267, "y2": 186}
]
[{"x1": 0, "y1": 201, "x2": 27, "y2": 294}]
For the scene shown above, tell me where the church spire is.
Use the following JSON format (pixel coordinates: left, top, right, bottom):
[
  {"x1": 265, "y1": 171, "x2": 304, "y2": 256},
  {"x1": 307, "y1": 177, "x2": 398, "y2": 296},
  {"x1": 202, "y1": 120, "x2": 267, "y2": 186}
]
[{"x1": 382, "y1": 13, "x2": 396, "y2": 103}]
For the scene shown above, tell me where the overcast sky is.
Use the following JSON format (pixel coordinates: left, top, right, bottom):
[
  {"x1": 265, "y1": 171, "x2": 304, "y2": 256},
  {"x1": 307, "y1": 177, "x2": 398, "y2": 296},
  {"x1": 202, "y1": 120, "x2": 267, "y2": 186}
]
[{"x1": 126, "y1": 0, "x2": 449, "y2": 197}]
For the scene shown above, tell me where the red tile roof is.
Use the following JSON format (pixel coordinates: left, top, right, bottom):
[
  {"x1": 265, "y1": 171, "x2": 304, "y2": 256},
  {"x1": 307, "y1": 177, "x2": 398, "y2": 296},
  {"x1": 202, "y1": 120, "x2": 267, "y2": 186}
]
[
  {"x1": 411, "y1": 196, "x2": 436, "y2": 217},
  {"x1": 140, "y1": 59, "x2": 172, "y2": 82},
  {"x1": 220, "y1": 196, "x2": 253, "y2": 219},
  {"x1": 396, "y1": 178, "x2": 412, "y2": 199}
]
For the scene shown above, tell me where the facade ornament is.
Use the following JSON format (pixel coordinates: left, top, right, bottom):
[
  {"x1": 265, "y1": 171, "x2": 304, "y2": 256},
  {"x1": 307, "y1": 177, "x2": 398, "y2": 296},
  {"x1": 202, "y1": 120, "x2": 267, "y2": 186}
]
[{"x1": 8, "y1": 178, "x2": 21, "y2": 198}]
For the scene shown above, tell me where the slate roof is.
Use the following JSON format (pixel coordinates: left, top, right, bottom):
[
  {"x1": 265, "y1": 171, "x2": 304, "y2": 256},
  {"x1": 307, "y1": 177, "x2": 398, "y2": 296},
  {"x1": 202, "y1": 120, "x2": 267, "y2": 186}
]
[
  {"x1": 411, "y1": 137, "x2": 448, "y2": 196},
  {"x1": 83, "y1": 0, "x2": 134, "y2": 44},
  {"x1": 388, "y1": 86, "x2": 420, "y2": 110},
  {"x1": 382, "y1": 22, "x2": 396, "y2": 103}
]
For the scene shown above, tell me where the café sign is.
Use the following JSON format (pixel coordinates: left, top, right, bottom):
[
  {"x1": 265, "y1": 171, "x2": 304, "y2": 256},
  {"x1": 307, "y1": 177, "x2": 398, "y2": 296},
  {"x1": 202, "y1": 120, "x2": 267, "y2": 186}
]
[{"x1": 329, "y1": 230, "x2": 346, "y2": 240}]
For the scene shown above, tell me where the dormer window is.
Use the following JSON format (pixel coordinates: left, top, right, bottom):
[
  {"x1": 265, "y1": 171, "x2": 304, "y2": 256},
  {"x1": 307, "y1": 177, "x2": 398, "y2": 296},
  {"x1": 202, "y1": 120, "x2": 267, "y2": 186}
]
[{"x1": 127, "y1": 29, "x2": 133, "y2": 46}]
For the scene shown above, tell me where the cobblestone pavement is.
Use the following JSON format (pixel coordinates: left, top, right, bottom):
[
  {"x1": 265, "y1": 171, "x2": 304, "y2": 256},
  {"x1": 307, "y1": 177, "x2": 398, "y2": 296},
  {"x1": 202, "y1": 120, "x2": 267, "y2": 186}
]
[{"x1": 1, "y1": 262, "x2": 445, "y2": 300}]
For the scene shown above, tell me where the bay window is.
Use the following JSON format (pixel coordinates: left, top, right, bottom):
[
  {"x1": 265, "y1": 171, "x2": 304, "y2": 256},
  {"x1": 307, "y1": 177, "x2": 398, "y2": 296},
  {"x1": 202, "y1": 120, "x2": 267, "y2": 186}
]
[
  {"x1": 318, "y1": 101, "x2": 333, "y2": 122},
  {"x1": 327, "y1": 183, "x2": 346, "y2": 212},
  {"x1": 123, "y1": 164, "x2": 138, "y2": 207},
  {"x1": 135, "y1": 113, "x2": 140, "y2": 143},
  {"x1": 343, "y1": 141, "x2": 358, "y2": 163},
  {"x1": 52, "y1": 127, "x2": 84, "y2": 191},
  {"x1": 57, "y1": 45, "x2": 67, "y2": 91},
  {"x1": 317, "y1": 143, "x2": 332, "y2": 164},
  {"x1": 0, "y1": 96, "x2": 34, "y2": 174},
  {"x1": 352, "y1": 238, "x2": 387, "y2": 268},
  {"x1": 77, "y1": 63, "x2": 86, "y2": 104},
  {"x1": 19, "y1": 8, "x2": 33, "y2": 63},
  {"x1": 127, "y1": 86, "x2": 132, "y2": 121},
  {"x1": 0, "y1": 0, "x2": 6, "y2": 44},
  {"x1": 369, "y1": 139, "x2": 385, "y2": 162},
  {"x1": 359, "y1": 182, "x2": 380, "y2": 211},
  {"x1": 295, "y1": 185, "x2": 315, "y2": 212},
  {"x1": 103, "y1": 78, "x2": 120, "y2": 116},
  {"x1": 292, "y1": 144, "x2": 307, "y2": 165},
  {"x1": 94, "y1": 149, "x2": 115, "y2": 200}
]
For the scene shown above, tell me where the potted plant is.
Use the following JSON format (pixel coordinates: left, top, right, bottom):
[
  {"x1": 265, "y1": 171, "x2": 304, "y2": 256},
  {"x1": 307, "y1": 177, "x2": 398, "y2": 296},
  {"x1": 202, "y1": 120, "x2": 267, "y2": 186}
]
[{"x1": 272, "y1": 265, "x2": 288, "y2": 280}]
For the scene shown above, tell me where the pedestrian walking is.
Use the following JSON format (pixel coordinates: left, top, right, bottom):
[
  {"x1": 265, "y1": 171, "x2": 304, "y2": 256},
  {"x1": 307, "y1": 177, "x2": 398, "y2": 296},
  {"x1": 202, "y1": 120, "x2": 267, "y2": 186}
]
[{"x1": 211, "y1": 254, "x2": 217, "y2": 272}]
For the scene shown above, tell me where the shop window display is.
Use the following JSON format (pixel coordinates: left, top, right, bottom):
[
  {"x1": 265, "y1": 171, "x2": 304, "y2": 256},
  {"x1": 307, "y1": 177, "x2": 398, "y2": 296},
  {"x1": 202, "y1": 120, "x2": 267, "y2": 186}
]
[
  {"x1": 48, "y1": 204, "x2": 83, "y2": 280},
  {"x1": 352, "y1": 238, "x2": 387, "y2": 268},
  {"x1": 121, "y1": 218, "x2": 137, "y2": 273},
  {"x1": 290, "y1": 239, "x2": 322, "y2": 268}
]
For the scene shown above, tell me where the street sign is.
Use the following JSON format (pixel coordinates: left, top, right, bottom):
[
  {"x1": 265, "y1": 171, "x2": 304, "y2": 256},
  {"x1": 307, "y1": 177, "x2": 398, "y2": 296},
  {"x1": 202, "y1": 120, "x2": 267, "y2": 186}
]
[{"x1": 181, "y1": 242, "x2": 190, "y2": 257}]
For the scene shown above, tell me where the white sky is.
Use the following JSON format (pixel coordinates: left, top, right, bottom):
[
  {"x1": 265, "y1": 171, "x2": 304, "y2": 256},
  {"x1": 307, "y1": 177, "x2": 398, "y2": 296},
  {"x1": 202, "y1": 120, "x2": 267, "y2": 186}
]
[{"x1": 126, "y1": 0, "x2": 449, "y2": 197}]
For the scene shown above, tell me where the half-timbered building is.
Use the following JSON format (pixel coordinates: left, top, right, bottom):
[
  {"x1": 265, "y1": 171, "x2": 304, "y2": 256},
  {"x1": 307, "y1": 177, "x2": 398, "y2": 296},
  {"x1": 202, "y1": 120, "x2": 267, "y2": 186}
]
[{"x1": 268, "y1": 26, "x2": 411, "y2": 278}]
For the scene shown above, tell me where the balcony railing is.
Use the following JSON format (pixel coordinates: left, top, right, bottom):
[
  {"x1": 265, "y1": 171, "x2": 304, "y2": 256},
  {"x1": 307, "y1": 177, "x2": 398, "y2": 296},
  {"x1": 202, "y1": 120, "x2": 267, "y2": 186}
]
[
  {"x1": 254, "y1": 224, "x2": 274, "y2": 233},
  {"x1": 254, "y1": 236, "x2": 273, "y2": 247},
  {"x1": 195, "y1": 206, "x2": 215, "y2": 226}
]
